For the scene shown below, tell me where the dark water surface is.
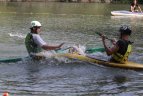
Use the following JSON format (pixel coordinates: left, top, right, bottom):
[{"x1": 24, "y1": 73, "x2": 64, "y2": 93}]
[{"x1": 0, "y1": 2, "x2": 143, "y2": 96}]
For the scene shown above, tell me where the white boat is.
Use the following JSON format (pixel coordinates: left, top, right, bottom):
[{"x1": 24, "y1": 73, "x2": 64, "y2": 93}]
[{"x1": 111, "y1": 10, "x2": 143, "y2": 16}]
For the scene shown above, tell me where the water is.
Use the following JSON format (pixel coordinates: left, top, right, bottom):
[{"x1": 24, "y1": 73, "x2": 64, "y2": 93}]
[{"x1": 0, "y1": 2, "x2": 143, "y2": 96}]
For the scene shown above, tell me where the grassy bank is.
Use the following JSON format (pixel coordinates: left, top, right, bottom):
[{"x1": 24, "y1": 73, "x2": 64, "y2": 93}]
[
  {"x1": 0, "y1": 0, "x2": 142, "y2": 4},
  {"x1": 112, "y1": 0, "x2": 143, "y2": 4}
]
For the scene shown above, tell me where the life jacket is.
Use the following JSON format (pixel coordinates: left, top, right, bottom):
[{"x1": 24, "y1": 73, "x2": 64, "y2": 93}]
[
  {"x1": 112, "y1": 44, "x2": 132, "y2": 64},
  {"x1": 25, "y1": 33, "x2": 42, "y2": 56}
]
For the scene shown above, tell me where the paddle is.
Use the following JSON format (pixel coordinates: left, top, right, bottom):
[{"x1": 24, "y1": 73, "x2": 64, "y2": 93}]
[
  {"x1": 96, "y1": 32, "x2": 113, "y2": 41},
  {"x1": 55, "y1": 47, "x2": 72, "y2": 53},
  {"x1": 85, "y1": 47, "x2": 105, "y2": 53},
  {"x1": 55, "y1": 46, "x2": 105, "y2": 54},
  {"x1": 96, "y1": 32, "x2": 134, "y2": 44}
]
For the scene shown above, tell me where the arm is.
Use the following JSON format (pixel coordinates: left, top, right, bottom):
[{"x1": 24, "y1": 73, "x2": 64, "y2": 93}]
[
  {"x1": 130, "y1": 6, "x2": 134, "y2": 12},
  {"x1": 33, "y1": 34, "x2": 64, "y2": 51},
  {"x1": 138, "y1": 6, "x2": 142, "y2": 12},
  {"x1": 42, "y1": 43, "x2": 64, "y2": 51},
  {"x1": 101, "y1": 35, "x2": 119, "y2": 56}
]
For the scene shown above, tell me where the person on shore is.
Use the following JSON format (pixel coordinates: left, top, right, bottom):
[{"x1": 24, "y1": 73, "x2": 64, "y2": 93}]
[
  {"x1": 25, "y1": 21, "x2": 64, "y2": 59},
  {"x1": 101, "y1": 25, "x2": 132, "y2": 64},
  {"x1": 130, "y1": 0, "x2": 142, "y2": 12}
]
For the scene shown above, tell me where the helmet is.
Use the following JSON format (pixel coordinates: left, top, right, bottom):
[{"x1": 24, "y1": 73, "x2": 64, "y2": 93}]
[
  {"x1": 31, "y1": 21, "x2": 41, "y2": 28},
  {"x1": 119, "y1": 25, "x2": 132, "y2": 36}
]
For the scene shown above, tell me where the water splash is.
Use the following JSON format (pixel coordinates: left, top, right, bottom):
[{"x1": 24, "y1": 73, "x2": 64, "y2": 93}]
[{"x1": 8, "y1": 33, "x2": 26, "y2": 39}]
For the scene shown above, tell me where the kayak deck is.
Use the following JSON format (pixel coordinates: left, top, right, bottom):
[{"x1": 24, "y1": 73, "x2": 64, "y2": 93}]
[{"x1": 58, "y1": 53, "x2": 143, "y2": 70}]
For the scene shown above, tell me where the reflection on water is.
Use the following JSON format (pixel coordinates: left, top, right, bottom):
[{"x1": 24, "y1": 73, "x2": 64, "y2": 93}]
[
  {"x1": 1, "y1": 60, "x2": 143, "y2": 96},
  {"x1": 0, "y1": 2, "x2": 143, "y2": 96},
  {"x1": 113, "y1": 75, "x2": 128, "y2": 84}
]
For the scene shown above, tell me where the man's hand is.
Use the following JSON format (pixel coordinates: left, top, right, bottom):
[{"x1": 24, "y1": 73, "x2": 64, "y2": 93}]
[
  {"x1": 111, "y1": 38, "x2": 117, "y2": 45},
  {"x1": 101, "y1": 34, "x2": 106, "y2": 42},
  {"x1": 58, "y1": 43, "x2": 65, "y2": 48}
]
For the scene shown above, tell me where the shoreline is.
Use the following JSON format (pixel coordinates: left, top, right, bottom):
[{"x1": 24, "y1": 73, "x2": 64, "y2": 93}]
[{"x1": 0, "y1": 0, "x2": 132, "y2": 3}]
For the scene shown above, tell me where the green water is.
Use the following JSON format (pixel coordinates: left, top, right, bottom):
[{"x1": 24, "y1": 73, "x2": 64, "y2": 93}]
[
  {"x1": 0, "y1": 2, "x2": 129, "y2": 15},
  {"x1": 0, "y1": 2, "x2": 143, "y2": 58},
  {"x1": 0, "y1": 2, "x2": 143, "y2": 59}
]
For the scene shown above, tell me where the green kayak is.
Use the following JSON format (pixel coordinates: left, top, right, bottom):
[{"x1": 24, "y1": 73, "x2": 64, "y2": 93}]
[{"x1": 0, "y1": 47, "x2": 105, "y2": 63}]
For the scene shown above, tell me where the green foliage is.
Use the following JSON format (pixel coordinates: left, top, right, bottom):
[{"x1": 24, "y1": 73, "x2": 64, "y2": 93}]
[
  {"x1": 112, "y1": 0, "x2": 143, "y2": 4},
  {"x1": 138, "y1": 0, "x2": 143, "y2": 4}
]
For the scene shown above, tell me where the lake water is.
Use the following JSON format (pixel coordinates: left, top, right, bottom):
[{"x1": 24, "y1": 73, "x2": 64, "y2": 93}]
[{"x1": 0, "y1": 2, "x2": 143, "y2": 96}]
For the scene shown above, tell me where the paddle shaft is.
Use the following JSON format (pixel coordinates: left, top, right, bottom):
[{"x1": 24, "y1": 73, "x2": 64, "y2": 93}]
[
  {"x1": 55, "y1": 47, "x2": 72, "y2": 52},
  {"x1": 96, "y1": 32, "x2": 134, "y2": 44},
  {"x1": 96, "y1": 32, "x2": 113, "y2": 41}
]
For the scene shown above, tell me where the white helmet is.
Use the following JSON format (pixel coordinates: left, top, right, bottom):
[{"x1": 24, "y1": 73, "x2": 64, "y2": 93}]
[{"x1": 31, "y1": 21, "x2": 41, "y2": 28}]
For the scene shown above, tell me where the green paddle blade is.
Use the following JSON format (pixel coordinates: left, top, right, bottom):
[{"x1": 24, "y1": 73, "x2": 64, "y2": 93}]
[
  {"x1": 56, "y1": 47, "x2": 105, "y2": 54},
  {"x1": 85, "y1": 47, "x2": 105, "y2": 53}
]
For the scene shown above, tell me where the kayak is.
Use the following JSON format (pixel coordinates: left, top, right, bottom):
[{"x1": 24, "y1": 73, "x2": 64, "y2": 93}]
[
  {"x1": 0, "y1": 57, "x2": 23, "y2": 63},
  {"x1": 111, "y1": 10, "x2": 143, "y2": 16},
  {"x1": 58, "y1": 53, "x2": 143, "y2": 70},
  {"x1": 0, "y1": 57, "x2": 29, "y2": 63},
  {"x1": 2, "y1": 51, "x2": 143, "y2": 70},
  {"x1": 0, "y1": 47, "x2": 105, "y2": 63}
]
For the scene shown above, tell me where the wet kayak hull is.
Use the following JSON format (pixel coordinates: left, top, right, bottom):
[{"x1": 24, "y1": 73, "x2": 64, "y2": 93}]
[{"x1": 58, "y1": 53, "x2": 143, "y2": 70}]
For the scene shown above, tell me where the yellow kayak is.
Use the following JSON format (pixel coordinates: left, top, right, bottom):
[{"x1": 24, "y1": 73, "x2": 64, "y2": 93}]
[{"x1": 58, "y1": 53, "x2": 143, "y2": 70}]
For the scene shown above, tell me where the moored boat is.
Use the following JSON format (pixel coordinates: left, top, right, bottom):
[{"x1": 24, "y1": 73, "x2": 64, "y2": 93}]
[{"x1": 111, "y1": 10, "x2": 143, "y2": 16}]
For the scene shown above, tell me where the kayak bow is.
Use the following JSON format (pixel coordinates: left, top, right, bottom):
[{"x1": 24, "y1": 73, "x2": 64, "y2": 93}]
[{"x1": 0, "y1": 57, "x2": 22, "y2": 63}]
